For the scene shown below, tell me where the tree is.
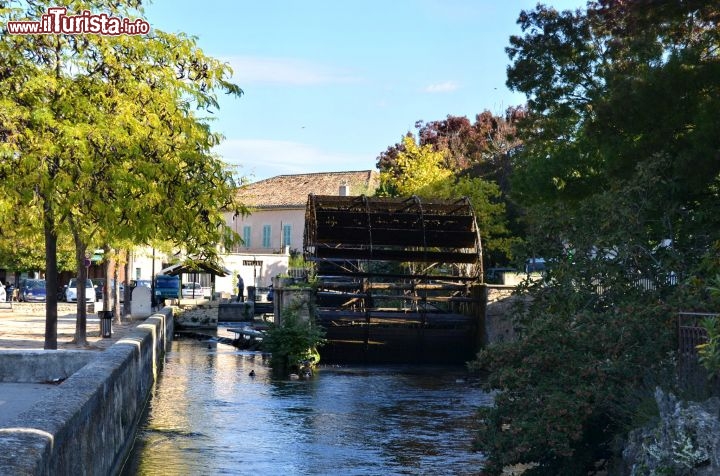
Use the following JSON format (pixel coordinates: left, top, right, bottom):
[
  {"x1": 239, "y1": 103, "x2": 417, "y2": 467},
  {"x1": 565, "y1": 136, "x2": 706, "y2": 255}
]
[
  {"x1": 378, "y1": 110, "x2": 524, "y2": 193},
  {"x1": 377, "y1": 111, "x2": 526, "y2": 264},
  {"x1": 474, "y1": 1, "x2": 720, "y2": 473},
  {"x1": 0, "y1": 1, "x2": 245, "y2": 347},
  {"x1": 377, "y1": 135, "x2": 453, "y2": 197},
  {"x1": 0, "y1": 200, "x2": 75, "y2": 274}
]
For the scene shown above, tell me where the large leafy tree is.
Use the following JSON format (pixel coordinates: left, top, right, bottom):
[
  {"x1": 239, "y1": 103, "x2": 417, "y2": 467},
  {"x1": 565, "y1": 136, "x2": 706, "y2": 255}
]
[
  {"x1": 377, "y1": 110, "x2": 525, "y2": 265},
  {"x1": 0, "y1": 1, "x2": 245, "y2": 347},
  {"x1": 377, "y1": 109, "x2": 524, "y2": 189},
  {"x1": 474, "y1": 1, "x2": 720, "y2": 474},
  {"x1": 0, "y1": 199, "x2": 75, "y2": 273}
]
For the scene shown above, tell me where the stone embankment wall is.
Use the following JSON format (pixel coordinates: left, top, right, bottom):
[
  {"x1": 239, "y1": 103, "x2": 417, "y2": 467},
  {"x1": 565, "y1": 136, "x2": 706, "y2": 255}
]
[
  {"x1": 0, "y1": 350, "x2": 93, "y2": 383},
  {"x1": 0, "y1": 308, "x2": 173, "y2": 476},
  {"x1": 174, "y1": 300, "x2": 220, "y2": 329},
  {"x1": 482, "y1": 285, "x2": 530, "y2": 345}
]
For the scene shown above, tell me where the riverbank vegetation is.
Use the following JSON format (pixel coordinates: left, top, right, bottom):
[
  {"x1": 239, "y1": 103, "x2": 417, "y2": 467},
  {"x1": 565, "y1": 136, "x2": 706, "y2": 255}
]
[
  {"x1": 263, "y1": 293, "x2": 326, "y2": 377},
  {"x1": 376, "y1": 1, "x2": 720, "y2": 473},
  {"x1": 480, "y1": 1, "x2": 720, "y2": 473}
]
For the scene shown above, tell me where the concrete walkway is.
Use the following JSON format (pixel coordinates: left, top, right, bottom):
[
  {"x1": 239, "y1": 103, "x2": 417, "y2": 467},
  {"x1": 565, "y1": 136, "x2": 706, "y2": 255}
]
[
  {"x1": 0, "y1": 302, "x2": 138, "y2": 350},
  {"x1": 0, "y1": 302, "x2": 142, "y2": 427}
]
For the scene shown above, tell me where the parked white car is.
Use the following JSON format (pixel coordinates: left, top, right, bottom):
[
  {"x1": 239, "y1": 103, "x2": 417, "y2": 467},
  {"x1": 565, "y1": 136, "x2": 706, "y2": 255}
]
[
  {"x1": 181, "y1": 282, "x2": 204, "y2": 298},
  {"x1": 65, "y1": 278, "x2": 96, "y2": 303}
]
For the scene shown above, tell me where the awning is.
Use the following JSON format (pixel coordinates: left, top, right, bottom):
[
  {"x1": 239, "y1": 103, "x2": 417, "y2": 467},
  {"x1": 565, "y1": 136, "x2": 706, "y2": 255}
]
[{"x1": 158, "y1": 260, "x2": 231, "y2": 277}]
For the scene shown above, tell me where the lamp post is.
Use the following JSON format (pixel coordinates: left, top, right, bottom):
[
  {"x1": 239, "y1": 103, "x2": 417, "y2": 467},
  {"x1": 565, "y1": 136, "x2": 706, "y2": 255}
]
[{"x1": 151, "y1": 247, "x2": 156, "y2": 309}]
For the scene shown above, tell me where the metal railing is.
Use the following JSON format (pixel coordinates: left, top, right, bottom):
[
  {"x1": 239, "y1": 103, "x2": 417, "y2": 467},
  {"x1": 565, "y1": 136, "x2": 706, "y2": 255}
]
[
  {"x1": 677, "y1": 311, "x2": 718, "y2": 398},
  {"x1": 678, "y1": 312, "x2": 714, "y2": 357}
]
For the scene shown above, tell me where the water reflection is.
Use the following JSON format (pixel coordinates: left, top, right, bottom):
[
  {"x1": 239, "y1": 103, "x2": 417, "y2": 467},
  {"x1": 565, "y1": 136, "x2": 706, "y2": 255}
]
[{"x1": 122, "y1": 338, "x2": 490, "y2": 476}]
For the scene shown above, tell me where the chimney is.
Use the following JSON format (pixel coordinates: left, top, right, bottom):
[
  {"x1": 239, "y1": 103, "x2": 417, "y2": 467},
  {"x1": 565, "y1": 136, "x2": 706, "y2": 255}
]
[{"x1": 339, "y1": 181, "x2": 349, "y2": 196}]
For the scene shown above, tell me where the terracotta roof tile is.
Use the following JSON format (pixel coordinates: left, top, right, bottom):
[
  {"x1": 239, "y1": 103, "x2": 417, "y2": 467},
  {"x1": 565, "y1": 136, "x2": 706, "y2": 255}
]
[{"x1": 236, "y1": 170, "x2": 380, "y2": 208}]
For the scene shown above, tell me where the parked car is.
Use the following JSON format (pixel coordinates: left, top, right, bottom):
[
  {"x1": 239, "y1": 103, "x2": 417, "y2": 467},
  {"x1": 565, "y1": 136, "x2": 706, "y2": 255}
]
[
  {"x1": 65, "y1": 278, "x2": 96, "y2": 303},
  {"x1": 181, "y1": 282, "x2": 203, "y2": 298},
  {"x1": 20, "y1": 279, "x2": 47, "y2": 302},
  {"x1": 132, "y1": 279, "x2": 152, "y2": 288},
  {"x1": 91, "y1": 278, "x2": 124, "y2": 302},
  {"x1": 154, "y1": 274, "x2": 180, "y2": 302}
]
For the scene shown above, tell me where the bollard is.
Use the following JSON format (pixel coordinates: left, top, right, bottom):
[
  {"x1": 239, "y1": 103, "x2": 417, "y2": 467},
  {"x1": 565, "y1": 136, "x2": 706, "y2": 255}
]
[{"x1": 99, "y1": 310, "x2": 112, "y2": 338}]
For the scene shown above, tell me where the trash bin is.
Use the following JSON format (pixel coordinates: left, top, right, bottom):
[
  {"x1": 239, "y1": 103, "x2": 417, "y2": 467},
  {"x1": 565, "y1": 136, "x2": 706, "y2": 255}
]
[
  {"x1": 247, "y1": 286, "x2": 256, "y2": 303},
  {"x1": 99, "y1": 310, "x2": 112, "y2": 338}
]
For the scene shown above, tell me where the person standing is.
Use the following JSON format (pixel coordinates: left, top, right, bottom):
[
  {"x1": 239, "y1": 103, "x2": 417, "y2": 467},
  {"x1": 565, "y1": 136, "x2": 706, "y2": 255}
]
[{"x1": 237, "y1": 275, "x2": 244, "y2": 302}]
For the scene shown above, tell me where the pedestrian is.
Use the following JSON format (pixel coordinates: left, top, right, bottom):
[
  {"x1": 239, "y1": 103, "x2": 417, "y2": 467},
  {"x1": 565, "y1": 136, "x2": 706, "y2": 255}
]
[{"x1": 237, "y1": 275, "x2": 244, "y2": 302}]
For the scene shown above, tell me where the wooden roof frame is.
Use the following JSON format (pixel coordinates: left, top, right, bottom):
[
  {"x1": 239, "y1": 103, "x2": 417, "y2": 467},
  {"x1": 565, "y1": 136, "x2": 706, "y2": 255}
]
[{"x1": 304, "y1": 194, "x2": 483, "y2": 280}]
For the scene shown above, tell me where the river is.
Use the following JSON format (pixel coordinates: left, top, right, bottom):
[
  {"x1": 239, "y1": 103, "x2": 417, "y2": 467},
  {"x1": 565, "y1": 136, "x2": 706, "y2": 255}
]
[{"x1": 120, "y1": 336, "x2": 491, "y2": 475}]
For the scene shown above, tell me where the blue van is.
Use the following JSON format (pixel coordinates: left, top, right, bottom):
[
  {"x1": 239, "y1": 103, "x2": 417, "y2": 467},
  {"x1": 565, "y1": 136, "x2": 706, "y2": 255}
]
[{"x1": 154, "y1": 275, "x2": 180, "y2": 301}]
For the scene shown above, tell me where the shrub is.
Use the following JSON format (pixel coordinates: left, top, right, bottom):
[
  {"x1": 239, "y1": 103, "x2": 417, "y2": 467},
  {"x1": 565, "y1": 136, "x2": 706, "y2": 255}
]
[
  {"x1": 263, "y1": 307, "x2": 325, "y2": 375},
  {"x1": 471, "y1": 286, "x2": 676, "y2": 475}
]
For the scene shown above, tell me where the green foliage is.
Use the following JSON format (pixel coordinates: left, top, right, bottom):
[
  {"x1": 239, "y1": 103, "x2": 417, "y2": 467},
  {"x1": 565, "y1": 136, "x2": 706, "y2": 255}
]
[
  {"x1": 377, "y1": 136, "x2": 453, "y2": 197},
  {"x1": 0, "y1": 0, "x2": 247, "y2": 347},
  {"x1": 473, "y1": 293, "x2": 675, "y2": 475},
  {"x1": 288, "y1": 250, "x2": 306, "y2": 269},
  {"x1": 473, "y1": 1, "x2": 720, "y2": 472},
  {"x1": 694, "y1": 277, "x2": 720, "y2": 378},
  {"x1": 263, "y1": 309, "x2": 326, "y2": 374},
  {"x1": 508, "y1": 2, "x2": 720, "y2": 208},
  {"x1": 376, "y1": 111, "x2": 526, "y2": 264},
  {"x1": 696, "y1": 316, "x2": 720, "y2": 380}
]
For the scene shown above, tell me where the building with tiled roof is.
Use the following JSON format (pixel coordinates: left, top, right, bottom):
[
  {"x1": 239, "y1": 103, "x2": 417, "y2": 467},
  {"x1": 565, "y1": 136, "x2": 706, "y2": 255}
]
[
  {"x1": 234, "y1": 170, "x2": 380, "y2": 208},
  {"x1": 215, "y1": 170, "x2": 380, "y2": 294}
]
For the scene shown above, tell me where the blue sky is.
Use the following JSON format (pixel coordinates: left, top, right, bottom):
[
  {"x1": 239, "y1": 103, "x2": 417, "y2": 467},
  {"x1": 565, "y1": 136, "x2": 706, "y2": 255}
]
[{"x1": 143, "y1": 1, "x2": 587, "y2": 182}]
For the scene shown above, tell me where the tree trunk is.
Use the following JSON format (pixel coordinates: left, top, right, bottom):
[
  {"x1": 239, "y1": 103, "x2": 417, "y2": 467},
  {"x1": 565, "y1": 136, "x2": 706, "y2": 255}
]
[
  {"x1": 72, "y1": 232, "x2": 88, "y2": 346},
  {"x1": 43, "y1": 200, "x2": 58, "y2": 350},
  {"x1": 113, "y1": 250, "x2": 121, "y2": 324}
]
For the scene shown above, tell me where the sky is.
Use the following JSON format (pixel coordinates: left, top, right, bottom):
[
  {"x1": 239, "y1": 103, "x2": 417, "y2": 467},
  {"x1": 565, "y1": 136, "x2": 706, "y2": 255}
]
[{"x1": 143, "y1": 0, "x2": 588, "y2": 182}]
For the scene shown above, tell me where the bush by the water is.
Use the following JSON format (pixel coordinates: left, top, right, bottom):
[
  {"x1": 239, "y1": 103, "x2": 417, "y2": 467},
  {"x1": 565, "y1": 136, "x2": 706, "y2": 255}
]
[{"x1": 263, "y1": 309, "x2": 325, "y2": 375}]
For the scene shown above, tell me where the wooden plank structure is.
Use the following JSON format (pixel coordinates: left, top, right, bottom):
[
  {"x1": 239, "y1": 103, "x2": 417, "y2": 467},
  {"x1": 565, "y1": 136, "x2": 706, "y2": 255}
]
[{"x1": 303, "y1": 194, "x2": 484, "y2": 363}]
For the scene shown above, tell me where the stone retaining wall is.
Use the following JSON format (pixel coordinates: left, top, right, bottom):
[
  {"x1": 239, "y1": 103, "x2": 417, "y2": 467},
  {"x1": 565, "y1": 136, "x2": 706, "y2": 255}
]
[
  {"x1": 175, "y1": 300, "x2": 219, "y2": 329},
  {"x1": 483, "y1": 285, "x2": 530, "y2": 344},
  {"x1": 217, "y1": 302, "x2": 253, "y2": 322},
  {"x1": 0, "y1": 350, "x2": 93, "y2": 383},
  {"x1": 0, "y1": 307, "x2": 173, "y2": 476}
]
